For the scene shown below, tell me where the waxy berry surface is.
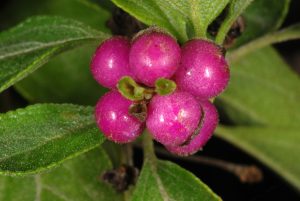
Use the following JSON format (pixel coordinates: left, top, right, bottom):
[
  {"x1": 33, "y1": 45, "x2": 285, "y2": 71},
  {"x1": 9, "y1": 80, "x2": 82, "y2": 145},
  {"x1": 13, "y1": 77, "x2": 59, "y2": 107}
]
[
  {"x1": 91, "y1": 36, "x2": 133, "y2": 88},
  {"x1": 95, "y1": 91, "x2": 144, "y2": 143},
  {"x1": 175, "y1": 39, "x2": 230, "y2": 99},
  {"x1": 146, "y1": 91, "x2": 201, "y2": 146},
  {"x1": 129, "y1": 31, "x2": 181, "y2": 86}
]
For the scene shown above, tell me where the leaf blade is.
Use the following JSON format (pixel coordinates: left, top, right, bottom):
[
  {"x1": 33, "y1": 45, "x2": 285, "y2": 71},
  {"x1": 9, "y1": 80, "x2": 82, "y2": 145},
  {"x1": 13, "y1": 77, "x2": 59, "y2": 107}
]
[
  {"x1": 0, "y1": 15, "x2": 109, "y2": 93},
  {"x1": 9, "y1": 0, "x2": 111, "y2": 105},
  {"x1": 111, "y1": 0, "x2": 230, "y2": 41},
  {"x1": 131, "y1": 159, "x2": 221, "y2": 201},
  {"x1": 233, "y1": 0, "x2": 291, "y2": 47},
  {"x1": 216, "y1": 126, "x2": 300, "y2": 190},
  {"x1": 0, "y1": 148, "x2": 121, "y2": 201},
  {"x1": 0, "y1": 104, "x2": 103, "y2": 175},
  {"x1": 216, "y1": 47, "x2": 300, "y2": 127},
  {"x1": 190, "y1": 0, "x2": 230, "y2": 37}
]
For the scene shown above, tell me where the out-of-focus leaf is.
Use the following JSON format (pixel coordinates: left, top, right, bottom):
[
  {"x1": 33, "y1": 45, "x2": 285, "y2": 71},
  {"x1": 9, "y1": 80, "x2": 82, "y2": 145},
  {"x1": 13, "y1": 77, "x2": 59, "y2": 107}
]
[
  {"x1": 131, "y1": 159, "x2": 221, "y2": 201},
  {"x1": 234, "y1": 0, "x2": 290, "y2": 47},
  {"x1": 0, "y1": 148, "x2": 121, "y2": 201},
  {"x1": 15, "y1": 44, "x2": 107, "y2": 105},
  {"x1": 215, "y1": 46, "x2": 300, "y2": 189},
  {"x1": 216, "y1": 126, "x2": 300, "y2": 190},
  {"x1": 0, "y1": 16, "x2": 109, "y2": 93},
  {"x1": 0, "y1": 0, "x2": 110, "y2": 31},
  {"x1": 2, "y1": 0, "x2": 112, "y2": 105},
  {"x1": 0, "y1": 104, "x2": 103, "y2": 175},
  {"x1": 229, "y1": 23, "x2": 300, "y2": 62},
  {"x1": 216, "y1": 47, "x2": 300, "y2": 127}
]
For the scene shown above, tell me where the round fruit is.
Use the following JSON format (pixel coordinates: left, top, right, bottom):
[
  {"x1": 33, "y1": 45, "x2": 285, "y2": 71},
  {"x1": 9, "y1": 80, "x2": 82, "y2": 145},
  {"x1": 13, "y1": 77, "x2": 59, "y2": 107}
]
[
  {"x1": 91, "y1": 36, "x2": 133, "y2": 88},
  {"x1": 166, "y1": 100, "x2": 218, "y2": 156},
  {"x1": 95, "y1": 90, "x2": 144, "y2": 143},
  {"x1": 146, "y1": 91, "x2": 201, "y2": 146},
  {"x1": 175, "y1": 39, "x2": 230, "y2": 99},
  {"x1": 129, "y1": 30, "x2": 181, "y2": 86}
]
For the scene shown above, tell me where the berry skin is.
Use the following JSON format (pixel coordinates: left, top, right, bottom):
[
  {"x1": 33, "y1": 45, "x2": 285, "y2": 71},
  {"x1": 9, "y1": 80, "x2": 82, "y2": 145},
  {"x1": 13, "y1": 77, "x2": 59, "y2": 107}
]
[
  {"x1": 95, "y1": 90, "x2": 144, "y2": 143},
  {"x1": 129, "y1": 30, "x2": 181, "y2": 86},
  {"x1": 166, "y1": 100, "x2": 219, "y2": 156},
  {"x1": 175, "y1": 39, "x2": 230, "y2": 99},
  {"x1": 90, "y1": 36, "x2": 133, "y2": 88},
  {"x1": 146, "y1": 91, "x2": 201, "y2": 146}
]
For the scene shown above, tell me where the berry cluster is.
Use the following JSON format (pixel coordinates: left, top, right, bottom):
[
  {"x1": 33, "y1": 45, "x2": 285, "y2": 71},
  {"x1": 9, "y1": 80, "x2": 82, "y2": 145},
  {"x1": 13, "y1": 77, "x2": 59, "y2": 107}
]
[{"x1": 90, "y1": 29, "x2": 229, "y2": 156}]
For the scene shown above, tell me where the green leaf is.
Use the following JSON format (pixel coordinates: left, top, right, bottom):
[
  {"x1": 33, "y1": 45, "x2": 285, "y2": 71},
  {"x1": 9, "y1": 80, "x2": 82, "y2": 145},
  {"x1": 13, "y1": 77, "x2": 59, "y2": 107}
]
[
  {"x1": 188, "y1": 0, "x2": 230, "y2": 37},
  {"x1": 0, "y1": 148, "x2": 121, "y2": 201},
  {"x1": 216, "y1": 126, "x2": 300, "y2": 190},
  {"x1": 234, "y1": 0, "x2": 290, "y2": 47},
  {"x1": 111, "y1": 0, "x2": 229, "y2": 42},
  {"x1": 0, "y1": 0, "x2": 111, "y2": 31},
  {"x1": 2, "y1": 0, "x2": 111, "y2": 105},
  {"x1": 131, "y1": 159, "x2": 221, "y2": 201},
  {"x1": 229, "y1": 23, "x2": 300, "y2": 62},
  {"x1": 216, "y1": 0, "x2": 255, "y2": 44},
  {"x1": 0, "y1": 104, "x2": 104, "y2": 175},
  {"x1": 15, "y1": 44, "x2": 107, "y2": 105},
  {"x1": 216, "y1": 47, "x2": 300, "y2": 127},
  {"x1": 0, "y1": 15, "x2": 109, "y2": 93}
]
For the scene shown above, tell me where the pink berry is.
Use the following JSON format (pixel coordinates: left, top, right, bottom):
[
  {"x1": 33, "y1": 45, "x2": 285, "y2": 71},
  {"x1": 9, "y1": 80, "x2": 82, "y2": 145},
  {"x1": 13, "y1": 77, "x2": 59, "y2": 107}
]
[
  {"x1": 175, "y1": 39, "x2": 230, "y2": 99},
  {"x1": 95, "y1": 90, "x2": 144, "y2": 143},
  {"x1": 146, "y1": 91, "x2": 201, "y2": 146},
  {"x1": 166, "y1": 100, "x2": 219, "y2": 156},
  {"x1": 90, "y1": 36, "x2": 133, "y2": 88},
  {"x1": 129, "y1": 30, "x2": 181, "y2": 86}
]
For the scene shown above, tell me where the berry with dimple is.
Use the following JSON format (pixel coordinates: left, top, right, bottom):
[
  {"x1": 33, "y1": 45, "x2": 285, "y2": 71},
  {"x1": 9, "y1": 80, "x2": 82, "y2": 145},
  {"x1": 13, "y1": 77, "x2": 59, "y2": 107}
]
[
  {"x1": 90, "y1": 30, "x2": 227, "y2": 156},
  {"x1": 146, "y1": 91, "x2": 201, "y2": 146},
  {"x1": 95, "y1": 90, "x2": 144, "y2": 143},
  {"x1": 129, "y1": 30, "x2": 181, "y2": 86},
  {"x1": 166, "y1": 100, "x2": 219, "y2": 156},
  {"x1": 175, "y1": 39, "x2": 230, "y2": 99},
  {"x1": 90, "y1": 36, "x2": 133, "y2": 88}
]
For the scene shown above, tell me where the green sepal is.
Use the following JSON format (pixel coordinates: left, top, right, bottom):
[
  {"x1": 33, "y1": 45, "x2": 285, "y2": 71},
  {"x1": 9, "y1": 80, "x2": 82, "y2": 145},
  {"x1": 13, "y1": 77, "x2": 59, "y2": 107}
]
[
  {"x1": 117, "y1": 76, "x2": 145, "y2": 101},
  {"x1": 155, "y1": 78, "x2": 177, "y2": 96}
]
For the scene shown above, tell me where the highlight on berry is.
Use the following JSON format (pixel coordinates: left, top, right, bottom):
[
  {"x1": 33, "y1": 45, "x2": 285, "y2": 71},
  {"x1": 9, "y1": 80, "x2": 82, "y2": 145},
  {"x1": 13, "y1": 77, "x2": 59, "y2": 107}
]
[{"x1": 90, "y1": 28, "x2": 230, "y2": 156}]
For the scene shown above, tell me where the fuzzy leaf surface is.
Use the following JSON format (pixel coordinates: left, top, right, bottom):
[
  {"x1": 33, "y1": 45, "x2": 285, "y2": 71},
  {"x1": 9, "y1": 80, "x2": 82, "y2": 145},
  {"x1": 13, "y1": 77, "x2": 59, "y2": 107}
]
[
  {"x1": 131, "y1": 159, "x2": 221, "y2": 201},
  {"x1": 0, "y1": 148, "x2": 120, "y2": 201},
  {"x1": 0, "y1": 16, "x2": 109, "y2": 93},
  {"x1": 0, "y1": 104, "x2": 103, "y2": 175}
]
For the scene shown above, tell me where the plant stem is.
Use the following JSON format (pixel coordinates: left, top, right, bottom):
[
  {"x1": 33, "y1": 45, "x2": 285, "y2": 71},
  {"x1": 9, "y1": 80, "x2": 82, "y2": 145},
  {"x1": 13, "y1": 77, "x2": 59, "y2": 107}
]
[
  {"x1": 136, "y1": 144, "x2": 263, "y2": 183},
  {"x1": 228, "y1": 24, "x2": 300, "y2": 63},
  {"x1": 123, "y1": 192, "x2": 130, "y2": 201},
  {"x1": 215, "y1": 20, "x2": 232, "y2": 45},
  {"x1": 120, "y1": 144, "x2": 134, "y2": 201},
  {"x1": 126, "y1": 144, "x2": 134, "y2": 166},
  {"x1": 143, "y1": 131, "x2": 157, "y2": 162},
  {"x1": 121, "y1": 144, "x2": 134, "y2": 166}
]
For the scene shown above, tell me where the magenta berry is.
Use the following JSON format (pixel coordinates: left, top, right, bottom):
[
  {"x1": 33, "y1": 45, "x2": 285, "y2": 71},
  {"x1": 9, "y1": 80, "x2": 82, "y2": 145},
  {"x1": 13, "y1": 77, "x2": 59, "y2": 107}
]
[
  {"x1": 90, "y1": 30, "x2": 227, "y2": 155},
  {"x1": 175, "y1": 39, "x2": 230, "y2": 99},
  {"x1": 95, "y1": 90, "x2": 144, "y2": 143},
  {"x1": 129, "y1": 30, "x2": 181, "y2": 86},
  {"x1": 166, "y1": 100, "x2": 219, "y2": 156},
  {"x1": 146, "y1": 91, "x2": 201, "y2": 146},
  {"x1": 90, "y1": 36, "x2": 133, "y2": 88}
]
